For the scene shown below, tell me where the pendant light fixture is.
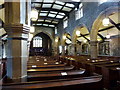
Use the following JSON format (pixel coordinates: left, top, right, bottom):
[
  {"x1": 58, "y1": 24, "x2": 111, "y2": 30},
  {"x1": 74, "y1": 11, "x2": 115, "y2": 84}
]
[
  {"x1": 102, "y1": 10, "x2": 110, "y2": 26},
  {"x1": 31, "y1": 9, "x2": 38, "y2": 21},
  {"x1": 76, "y1": 30, "x2": 80, "y2": 36},
  {"x1": 31, "y1": 3, "x2": 38, "y2": 21},
  {"x1": 106, "y1": 34, "x2": 110, "y2": 39}
]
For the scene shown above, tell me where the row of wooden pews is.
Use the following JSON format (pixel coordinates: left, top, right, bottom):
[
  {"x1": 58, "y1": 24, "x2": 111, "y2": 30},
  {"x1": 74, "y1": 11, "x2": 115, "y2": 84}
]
[
  {"x1": 0, "y1": 58, "x2": 7, "y2": 79},
  {"x1": 58, "y1": 55, "x2": 120, "y2": 90},
  {"x1": 2, "y1": 56, "x2": 103, "y2": 90}
]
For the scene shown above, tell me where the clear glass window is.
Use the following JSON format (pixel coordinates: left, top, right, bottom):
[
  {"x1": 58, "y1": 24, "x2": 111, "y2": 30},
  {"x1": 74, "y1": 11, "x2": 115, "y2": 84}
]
[
  {"x1": 33, "y1": 36, "x2": 42, "y2": 47},
  {"x1": 63, "y1": 17, "x2": 68, "y2": 28},
  {"x1": 75, "y1": 3, "x2": 83, "y2": 20}
]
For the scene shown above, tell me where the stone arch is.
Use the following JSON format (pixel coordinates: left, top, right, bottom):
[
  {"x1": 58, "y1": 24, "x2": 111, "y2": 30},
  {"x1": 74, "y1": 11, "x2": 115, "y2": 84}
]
[
  {"x1": 61, "y1": 32, "x2": 72, "y2": 46},
  {"x1": 72, "y1": 24, "x2": 89, "y2": 44},
  {"x1": 72, "y1": 24, "x2": 89, "y2": 55},
  {"x1": 90, "y1": 6, "x2": 120, "y2": 58},
  {"x1": 60, "y1": 32, "x2": 72, "y2": 55}
]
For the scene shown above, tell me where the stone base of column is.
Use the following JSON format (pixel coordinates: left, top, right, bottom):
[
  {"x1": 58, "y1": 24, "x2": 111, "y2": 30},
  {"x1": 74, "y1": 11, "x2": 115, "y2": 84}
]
[
  {"x1": 7, "y1": 57, "x2": 28, "y2": 81},
  {"x1": 90, "y1": 41, "x2": 98, "y2": 59}
]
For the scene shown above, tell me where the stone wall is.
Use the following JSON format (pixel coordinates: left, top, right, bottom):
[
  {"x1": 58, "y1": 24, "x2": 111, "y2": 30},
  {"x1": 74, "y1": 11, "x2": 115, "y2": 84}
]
[
  {"x1": 57, "y1": 1, "x2": 119, "y2": 56},
  {"x1": 110, "y1": 36, "x2": 120, "y2": 56}
]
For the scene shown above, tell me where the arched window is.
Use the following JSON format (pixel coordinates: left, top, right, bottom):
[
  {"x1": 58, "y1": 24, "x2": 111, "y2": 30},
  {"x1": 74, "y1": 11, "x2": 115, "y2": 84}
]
[{"x1": 33, "y1": 36, "x2": 42, "y2": 47}]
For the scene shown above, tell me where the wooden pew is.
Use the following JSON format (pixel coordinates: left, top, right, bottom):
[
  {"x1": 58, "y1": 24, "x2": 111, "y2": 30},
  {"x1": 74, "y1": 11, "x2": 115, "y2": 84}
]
[
  {"x1": 27, "y1": 65, "x2": 75, "y2": 73},
  {"x1": 102, "y1": 65, "x2": 120, "y2": 89},
  {"x1": 27, "y1": 63, "x2": 67, "y2": 69},
  {"x1": 86, "y1": 60, "x2": 120, "y2": 74},
  {"x1": 27, "y1": 69, "x2": 86, "y2": 81},
  {"x1": 2, "y1": 74, "x2": 103, "y2": 90}
]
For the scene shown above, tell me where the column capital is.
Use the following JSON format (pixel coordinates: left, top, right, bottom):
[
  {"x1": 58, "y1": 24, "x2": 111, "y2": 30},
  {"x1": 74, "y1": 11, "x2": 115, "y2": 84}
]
[{"x1": 4, "y1": 24, "x2": 30, "y2": 34}]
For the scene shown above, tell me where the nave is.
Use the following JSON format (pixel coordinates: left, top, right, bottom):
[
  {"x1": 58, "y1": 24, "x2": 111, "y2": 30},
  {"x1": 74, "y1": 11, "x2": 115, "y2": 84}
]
[
  {"x1": 1, "y1": 55, "x2": 120, "y2": 90},
  {"x1": 0, "y1": 0, "x2": 120, "y2": 90}
]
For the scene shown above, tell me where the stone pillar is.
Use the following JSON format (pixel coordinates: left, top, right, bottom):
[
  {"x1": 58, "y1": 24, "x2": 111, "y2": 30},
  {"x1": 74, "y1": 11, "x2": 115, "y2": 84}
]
[
  {"x1": 71, "y1": 43, "x2": 76, "y2": 56},
  {"x1": 5, "y1": 24, "x2": 29, "y2": 80},
  {"x1": 90, "y1": 41, "x2": 98, "y2": 59},
  {"x1": 61, "y1": 45, "x2": 65, "y2": 55},
  {"x1": 4, "y1": 1, "x2": 30, "y2": 80},
  {"x1": 54, "y1": 46, "x2": 59, "y2": 55}
]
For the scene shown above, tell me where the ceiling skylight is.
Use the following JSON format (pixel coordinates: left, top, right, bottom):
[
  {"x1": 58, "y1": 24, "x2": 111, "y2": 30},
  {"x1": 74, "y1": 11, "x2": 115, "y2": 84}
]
[
  {"x1": 36, "y1": 24, "x2": 42, "y2": 25},
  {"x1": 52, "y1": 21, "x2": 58, "y2": 24},
  {"x1": 34, "y1": 3, "x2": 41, "y2": 7},
  {"x1": 53, "y1": 4, "x2": 62, "y2": 9},
  {"x1": 55, "y1": 1, "x2": 65, "y2": 5},
  {"x1": 48, "y1": 13, "x2": 56, "y2": 17},
  {"x1": 44, "y1": 0, "x2": 54, "y2": 3},
  {"x1": 66, "y1": 3, "x2": 74, "y2": 8},
  {"x1": 40, "y1": 13, "x2": 48, "y2": 16},
  {"x1": 56, "y1": 15, "x2": 64, "y2": 18},
  {"x1": 49, "y1": 25, "x2": 55, "y2": 27},
  {"x1": 45, "y1": 20, "x2": 52, "y2": 22},
  {"x1": 50, "y1": 11, "x2": 58, "y2": 14},
  {"x1": 43, "y1": 24, "x2": 49, "y2": 26},
  {"x1": 41, "y1": 11, "x2": 49, "y2": 13},
  {"x1": 32, "y1": 0, "x2": 76, "y2": 27},
  {"x1": 42, "y1": 4, "x2": 52, "y2": 8},
  {"x1": 58, "y1": 12, "x2": 65, "y2": 16},
  {"x1": 62, "y1": 7, "x2": 72, "y2": 11},
  {"x1": 38, "y1": 19, "x2": 44, "y2": 21},
  {"x1": 71, "y1": 0, "x2": 81, "y2": 2}
]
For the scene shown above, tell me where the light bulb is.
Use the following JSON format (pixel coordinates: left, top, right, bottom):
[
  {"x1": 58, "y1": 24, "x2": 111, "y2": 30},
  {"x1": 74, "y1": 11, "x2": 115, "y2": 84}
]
[
  {"x1": 76, "y1": 30, "x2": 80, "y2": 36},
  {"x1": 106, "y1": 34, "x2": 110, "y2": 39},
  {"x1": 102, "y1": 18, "x2": 109, "y2": 26}
]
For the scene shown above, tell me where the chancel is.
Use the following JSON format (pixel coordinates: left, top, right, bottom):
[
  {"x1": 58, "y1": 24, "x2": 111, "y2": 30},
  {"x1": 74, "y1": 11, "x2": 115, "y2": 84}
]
[{"x1": 0, "y1": 0, "x2": 120, "y2": 90}]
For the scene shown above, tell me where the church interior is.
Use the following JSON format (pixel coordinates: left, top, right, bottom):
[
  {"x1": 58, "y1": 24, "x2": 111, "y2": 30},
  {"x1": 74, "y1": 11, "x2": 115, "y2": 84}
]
[{"x1": 0, "y1": 0, "x2": 120, "y2": 90}]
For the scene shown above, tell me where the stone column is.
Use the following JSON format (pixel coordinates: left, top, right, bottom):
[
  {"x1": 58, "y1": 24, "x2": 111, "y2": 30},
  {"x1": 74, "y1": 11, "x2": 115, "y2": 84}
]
[
  {"x1": 61, "y1": 45, "x2": 65, "y2": 55},
  {"x1": 5, "y1": 24, "x2": 29, "y2": 80},
  {"x1": 4, "y1": 1, "x2": 30, "y2": 80},
  {"x1": 90, "y1": 41, "x2": 98, "y2": 59},
  {"x1": 71, "y1": 43, "x2": 77, "y2": 56}
]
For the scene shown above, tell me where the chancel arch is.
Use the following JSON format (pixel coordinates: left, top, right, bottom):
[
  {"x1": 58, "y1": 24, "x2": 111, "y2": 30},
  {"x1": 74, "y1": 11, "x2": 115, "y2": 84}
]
[{"x1": 29, "y1": 32, "x2": 53, "y2": 56}]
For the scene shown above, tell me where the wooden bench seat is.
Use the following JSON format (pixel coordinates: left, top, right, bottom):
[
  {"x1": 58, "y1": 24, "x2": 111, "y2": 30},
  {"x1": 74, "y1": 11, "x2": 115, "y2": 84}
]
[
  {"x1": 27, "y1": 69, "x2": 86, "y2": 81},
  {"x1": 2, "y1": 74, "x2": 102, "y2": 90},
  {"x1": 27, "y1": 65, "x2": 75, "y2": 73},
  {"x1": 27, "y1": 63, "x2": 67, "y2": 69},
  {"x1": 28, "y1": 60, "x2": 59, "y2": 64},
  {"x1": 94, "y1": 63, "x2": 120, "y2": 74},
  {"x1": 102, "y1": 65, "x2": 120, "y2": 89}
]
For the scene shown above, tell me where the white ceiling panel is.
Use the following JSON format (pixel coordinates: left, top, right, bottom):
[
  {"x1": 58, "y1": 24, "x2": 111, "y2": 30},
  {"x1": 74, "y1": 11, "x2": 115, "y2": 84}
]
[{"x1": 53, "y1": 4, "x2": 62, "y2": 10}]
